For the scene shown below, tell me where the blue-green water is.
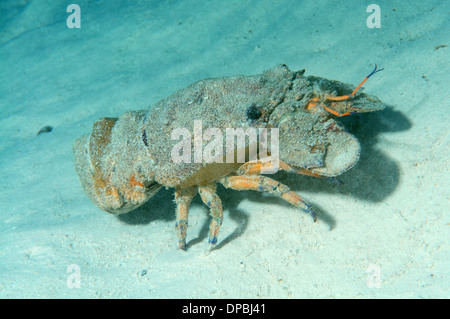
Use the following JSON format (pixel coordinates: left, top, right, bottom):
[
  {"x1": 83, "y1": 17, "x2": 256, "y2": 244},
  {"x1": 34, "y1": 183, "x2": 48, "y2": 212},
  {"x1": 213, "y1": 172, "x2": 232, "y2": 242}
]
[{"x1": 0, "y1": 0, "x2": 448, "y2": 299}]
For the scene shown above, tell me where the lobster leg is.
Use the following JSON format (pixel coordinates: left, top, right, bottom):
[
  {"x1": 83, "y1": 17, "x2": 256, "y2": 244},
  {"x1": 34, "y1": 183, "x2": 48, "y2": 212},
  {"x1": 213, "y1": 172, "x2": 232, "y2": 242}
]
[
  {"x1": 198, "y1": 184, "x2": 224, "y2": 247},
  {"x1": 175, "y1": 187, "x2": 197, "y2": 250},
  {"x1": 219, "y1": 175, "x2": 316, "y2": 222},
  {"x1": 237, "y1": 160, "x2": 324, "y2": 178}
]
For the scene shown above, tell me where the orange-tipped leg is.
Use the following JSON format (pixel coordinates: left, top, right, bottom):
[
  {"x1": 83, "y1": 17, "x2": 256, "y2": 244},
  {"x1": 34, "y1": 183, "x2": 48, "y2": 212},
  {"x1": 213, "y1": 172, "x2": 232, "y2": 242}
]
[
  {"x1": 175, "y1": 187, "x2": 196, "y2": 250},
  {"x1": 198, "y1": 184, "x2": 223, "y2": 247},
  {"x1": 237, "y1": 160, "x2": 325, "y2": 178},
  {"x1": 237, "y1": 160, "x2": 291, "y2": 176},
  {"x1": 219, "y1": 175, "x2": 317, "y2": 222}
]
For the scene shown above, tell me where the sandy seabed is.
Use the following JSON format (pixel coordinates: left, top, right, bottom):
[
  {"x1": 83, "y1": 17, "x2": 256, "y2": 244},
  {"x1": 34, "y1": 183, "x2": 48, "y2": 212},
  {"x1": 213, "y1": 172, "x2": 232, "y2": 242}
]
[{"x1": 0, "y1": 0, "x2": 448, "y2": 298}]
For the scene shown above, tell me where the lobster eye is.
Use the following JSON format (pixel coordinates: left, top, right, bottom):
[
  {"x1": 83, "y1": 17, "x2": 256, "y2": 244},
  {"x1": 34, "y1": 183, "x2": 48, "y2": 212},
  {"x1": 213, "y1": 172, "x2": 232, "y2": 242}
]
[{"x1": 246, "y1": 104, "x2": 262, "y2": 120}]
